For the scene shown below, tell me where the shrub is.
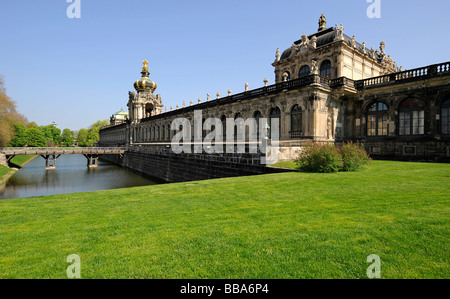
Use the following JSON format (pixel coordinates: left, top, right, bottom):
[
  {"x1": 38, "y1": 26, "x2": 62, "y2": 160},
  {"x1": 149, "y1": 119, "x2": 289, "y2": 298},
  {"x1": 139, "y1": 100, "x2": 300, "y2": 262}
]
[
  {"x1": 296, "y1": 143, "x2": 343, "y2": 173},
  {"x1": 340, "y1": 142, "x2": 371, "y2": 171},
  {"x1": 295, "y1": 142, "x2": 370, "y2": 173}
]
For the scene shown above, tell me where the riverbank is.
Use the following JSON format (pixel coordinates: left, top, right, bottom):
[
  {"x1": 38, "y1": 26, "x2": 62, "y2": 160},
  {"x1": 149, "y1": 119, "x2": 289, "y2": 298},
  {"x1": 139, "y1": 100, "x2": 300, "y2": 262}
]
[
  {"x1": 0, "y1": 155, "x2": 37, "y2": 187},
  {"x1": 0, "y1": 160, "x2": 448, "y2": 279}
]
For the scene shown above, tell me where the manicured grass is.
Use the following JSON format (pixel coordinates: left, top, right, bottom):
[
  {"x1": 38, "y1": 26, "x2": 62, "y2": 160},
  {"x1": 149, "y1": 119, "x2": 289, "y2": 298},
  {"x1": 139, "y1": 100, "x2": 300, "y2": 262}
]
[
  {"x1": 9, "y1": 155, "x2": 36, "y2": 167},
  {"x1": 0, "y1": 161, "x2": 448, "y2": 279},
  {"x1": 270, "y1": 160, "x2": 299, "y2": 170},
  {"x1": 0, "y1": 165, "x2": 10, "y2": 177}
]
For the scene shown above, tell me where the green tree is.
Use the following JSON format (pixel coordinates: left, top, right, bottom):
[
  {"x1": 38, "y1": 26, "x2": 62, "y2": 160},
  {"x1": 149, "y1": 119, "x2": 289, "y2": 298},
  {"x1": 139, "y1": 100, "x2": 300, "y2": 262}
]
[
  {"x1": 26, "y1": 122, "x2": 39, "y2": 130},
  {"x1": 9, "y1": 123, "x2": 28, "y2": 147},
  {"x1": 61, "y1": 129, "x2": 75, "y2": 147},
  {"x1": 77, "y1": 129, "x2": 88, "y2": 147},
  {"x1": 25, "y1": 128, "x2": 47, "y2": 147},
  {"x1": 77, "y1": 120, "x2": 109, "y2": 147},
  {"x1": 0, "y1": 76, "x2": 28, "y2": 146}
]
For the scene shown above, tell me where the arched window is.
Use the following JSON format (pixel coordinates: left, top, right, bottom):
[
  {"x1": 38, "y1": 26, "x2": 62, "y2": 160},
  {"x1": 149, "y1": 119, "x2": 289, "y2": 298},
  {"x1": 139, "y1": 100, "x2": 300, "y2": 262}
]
[
  {"x1": 269, "y1": 107, "x2": 281, "y2": 139},
  {"x1": 442, "y1": 99, "x2": 450, "y2": 135},
  {"x1": 234, "y1": 113, "x2": 242, "y2": 140},
  {"x1": 290, "y1": 105, "x2": 303, "y2": 137},
  {"x1": 282, "y1": 71, "x2": 291, "y2": 82},
  {"x1": 367, "y1": 102, "x2": 389, "y2": 136},
  {"x1": 298, "y1": 65, "x2": 311, "y2": 78},
  {"x1": 399, "y1": 98, "x2": 425, "y2": 136},
  {"x1": 320, "y1": 60, "x2": 332, "y2": 78},
  {"x1": 221, "y1": 115, "x2": 227, "y2": 140},
  {"x1": 254, "y1": 111, "x2": 262, "y2": 140},
  {"x1": 167, "y1": 124, "x2": 171, "y2": 141}
]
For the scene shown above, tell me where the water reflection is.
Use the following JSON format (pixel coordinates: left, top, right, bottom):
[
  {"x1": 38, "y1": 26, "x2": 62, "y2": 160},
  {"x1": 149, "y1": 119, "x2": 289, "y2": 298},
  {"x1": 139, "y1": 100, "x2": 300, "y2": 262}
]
[{"x1": 0, "y1": 155, "x2": 158, "y2": 200}]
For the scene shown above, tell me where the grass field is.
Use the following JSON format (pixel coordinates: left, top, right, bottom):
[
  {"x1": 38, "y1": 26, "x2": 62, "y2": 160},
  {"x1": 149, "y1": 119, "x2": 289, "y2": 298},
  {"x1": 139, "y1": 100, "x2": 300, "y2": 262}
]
[
  {"x1": 0, "y1": 161, "x2": 448, "y2": 279},
  {"x1": 0, "y1": 165, "x2": 10, "y2": 177},
  {"x1": 9, "y1": 155, "x2": 36, "y2": 168}
]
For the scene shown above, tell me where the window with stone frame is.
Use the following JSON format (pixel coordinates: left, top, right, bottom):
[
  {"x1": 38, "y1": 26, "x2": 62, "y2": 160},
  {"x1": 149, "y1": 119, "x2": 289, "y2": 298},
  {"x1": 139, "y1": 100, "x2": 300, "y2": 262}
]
[
  {"x1": 221, "y1": 115, "x2": 227, "y2": 140},
  {"x1": 253, "y1": 111, "x2": 262, "y2": 140},
  {"x1": 367, "y1": 102, "x2": 388, "y2": 136},
  {"x1": 290, "y1": 105, "x2": 303, "y2": 138},
  {"x1": 298, "y1": 65, "x2": 311, "y2": 78},
  {"x1": 442, "y1": 99, "x2": 450, "y2": 135},
  {"x1": 269, "y1": 107, "x2": 281, "y2": 139},
  {"x1": 320, "y1": 60, "x2": 332, "y2": 78},
  {"x1": 167, "y1": 124, "x2": 171, "y2": 141},
  {"x1": 399, "y1": 98, "x2": 425, "y2": 136}
]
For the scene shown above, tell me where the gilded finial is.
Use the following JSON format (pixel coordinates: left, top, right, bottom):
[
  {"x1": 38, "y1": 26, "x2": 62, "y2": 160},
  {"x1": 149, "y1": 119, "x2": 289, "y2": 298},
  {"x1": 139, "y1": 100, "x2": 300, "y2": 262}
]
[
  {"x1": 142, "y1": 59, "x2": 149, "y2": 72},
  {"x1": 318, "y1": 14, "x2": 327, "y2": 31}
]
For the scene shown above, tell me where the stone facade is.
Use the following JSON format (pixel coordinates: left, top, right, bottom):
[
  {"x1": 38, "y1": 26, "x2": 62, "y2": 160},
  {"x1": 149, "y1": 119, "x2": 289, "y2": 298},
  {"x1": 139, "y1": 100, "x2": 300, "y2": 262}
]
[{"x1": 100, "y1": 17, "x2": 450, "y2": 163}]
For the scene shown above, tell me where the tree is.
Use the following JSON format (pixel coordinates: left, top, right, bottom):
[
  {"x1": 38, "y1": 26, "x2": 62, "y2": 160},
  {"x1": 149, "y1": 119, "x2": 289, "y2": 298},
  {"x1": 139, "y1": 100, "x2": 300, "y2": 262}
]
[
  {"x1": 25, "y1": 128, "x2": 47, "y2": 147},
  {"x1": 61, "y1": 129, "x2": 75, "y2": 147},
  {"x1": 77, "y1": 129, "x2": 88, "y2": 147},
  {"x1": 0, "y1": 76, "x2": 28, "y2": 146},
  {"x1": 9, "y1": 123, "x2": 28, "y2": 147},
  {"x1": 77, "y1": 120, "x2": 108, "y2": 147},
  {"x1": 39, "y1": 125, "x2": 61, "y2": 146}
]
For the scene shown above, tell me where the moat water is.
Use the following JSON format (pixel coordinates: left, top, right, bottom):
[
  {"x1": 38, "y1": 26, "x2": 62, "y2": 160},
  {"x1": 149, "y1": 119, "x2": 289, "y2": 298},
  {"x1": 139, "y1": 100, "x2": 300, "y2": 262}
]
[{"x1": 0, "y1": 155, "x2": 159, "y2": 200}]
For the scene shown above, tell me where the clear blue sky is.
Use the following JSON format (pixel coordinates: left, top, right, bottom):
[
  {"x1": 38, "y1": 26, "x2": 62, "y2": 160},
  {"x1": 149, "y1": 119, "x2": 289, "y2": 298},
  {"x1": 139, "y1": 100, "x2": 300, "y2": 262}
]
[{"x1": 0, "y1": 0, "x2": 449, "y2": 131}]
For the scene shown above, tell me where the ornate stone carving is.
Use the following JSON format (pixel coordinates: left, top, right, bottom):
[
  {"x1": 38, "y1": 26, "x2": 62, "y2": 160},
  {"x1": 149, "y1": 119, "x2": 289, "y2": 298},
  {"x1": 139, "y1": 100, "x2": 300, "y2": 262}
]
[
  {"x1": 275, "y1": 48, "x2": 280, "y2": 62},
  {"x1": 311, "y1": 60, "x2": 318, "y2": 75},
  {"x1": 351, "y1": 36, "x2": 357, "y2": 48},
  {"x1": 334, "y1": 24, "x2": 344, "y2": 41}
]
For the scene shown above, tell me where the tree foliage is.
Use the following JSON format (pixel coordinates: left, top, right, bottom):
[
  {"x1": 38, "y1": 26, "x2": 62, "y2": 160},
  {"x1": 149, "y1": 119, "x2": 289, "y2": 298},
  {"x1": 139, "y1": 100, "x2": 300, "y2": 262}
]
[
  {"x1": 77, "y1": 120, "x2": 109, "y2": 147},
  {"x1": 0, "y1": 76, "x2": 28, "y2": 146}
]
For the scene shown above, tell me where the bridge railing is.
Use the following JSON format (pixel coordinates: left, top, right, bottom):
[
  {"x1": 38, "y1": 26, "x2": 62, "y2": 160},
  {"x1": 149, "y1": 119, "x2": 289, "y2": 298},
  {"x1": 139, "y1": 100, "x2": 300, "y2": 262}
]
[{"x1": 0, "y1": 147, "x2": 127, "y2": 154}]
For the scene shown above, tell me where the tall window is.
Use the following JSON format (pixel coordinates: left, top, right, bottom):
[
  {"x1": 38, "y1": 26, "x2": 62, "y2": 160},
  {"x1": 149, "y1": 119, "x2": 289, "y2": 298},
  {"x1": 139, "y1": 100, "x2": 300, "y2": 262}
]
[
  {"x1": 269, "y1": 107, "x2": 281, "y2": 139},
  {"x1": 298, "y1": 65, "x2": 310, "y2": 78},
  {"x1": 367, "y1": 102, "x2": 389, "y2": 136},
  {"x1": 167, "y1": 124, "x2": 171, "y2": 141},
  {"x1": 442, "y1": 99, "x2": 450, "y2": 135},
  {"x1": 254, "y1": 111, "x2": 262, "y2": 140},
  {"x1": 221, "y1": 115, "x2": 227, "y2": 140},
  {"x1": 320, "y1": 60, "x2": 332, "y2": 78},
  {"x1": 399, "y1": 98, "x2": 425, "y2": 136},
  {"x1": 234, "y1": 113, "x2": 242, "y2": 140},
  {"x1": 290, "y1": 105, "x2": 303, "y2": 134}
]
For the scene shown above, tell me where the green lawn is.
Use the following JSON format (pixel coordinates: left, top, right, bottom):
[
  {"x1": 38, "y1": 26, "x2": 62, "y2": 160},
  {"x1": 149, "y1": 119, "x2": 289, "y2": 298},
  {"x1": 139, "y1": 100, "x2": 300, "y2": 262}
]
[
  {"x1": 0, "y1": 161, "x2": 448, "y2": 279},
  {"x1": 9, "y1": 155, "x2": 36, "y2": 168},
  {"x1": 0, "y1": 165, "x2": 10, "y2": 177}
]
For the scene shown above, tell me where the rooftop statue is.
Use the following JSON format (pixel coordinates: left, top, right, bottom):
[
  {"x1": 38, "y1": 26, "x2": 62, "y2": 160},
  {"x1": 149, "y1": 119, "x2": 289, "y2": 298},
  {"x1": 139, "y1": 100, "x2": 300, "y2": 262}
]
[
  {"x1": 318, "y1": 14, "x2": 327, "y2": 31},
  {"x1": 142, "y1": 60, "x2": 149, "y2": 72}
]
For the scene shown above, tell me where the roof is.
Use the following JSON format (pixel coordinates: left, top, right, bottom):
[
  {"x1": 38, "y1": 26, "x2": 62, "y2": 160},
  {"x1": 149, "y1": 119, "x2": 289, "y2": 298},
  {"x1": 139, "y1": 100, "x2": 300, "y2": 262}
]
[{"x1": 280, "y1": 27, "x2": 384, "y2": 63}]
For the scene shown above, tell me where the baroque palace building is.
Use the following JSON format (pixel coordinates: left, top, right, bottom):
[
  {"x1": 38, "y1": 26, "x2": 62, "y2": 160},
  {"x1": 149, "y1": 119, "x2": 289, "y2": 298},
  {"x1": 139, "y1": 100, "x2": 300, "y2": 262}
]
[{"x1": 101, "y1": 16, "x2": 450, "y2": 162}]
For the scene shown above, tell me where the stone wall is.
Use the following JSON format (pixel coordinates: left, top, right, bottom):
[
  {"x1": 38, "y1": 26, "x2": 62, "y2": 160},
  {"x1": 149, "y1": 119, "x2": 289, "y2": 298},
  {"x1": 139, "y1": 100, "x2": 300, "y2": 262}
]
[
  {"x1": 0, "y1": 154, "x2": 7, "y2": 167},
  {"x1": 100, "y1": 145, "x2": 292, "y2": 184}
]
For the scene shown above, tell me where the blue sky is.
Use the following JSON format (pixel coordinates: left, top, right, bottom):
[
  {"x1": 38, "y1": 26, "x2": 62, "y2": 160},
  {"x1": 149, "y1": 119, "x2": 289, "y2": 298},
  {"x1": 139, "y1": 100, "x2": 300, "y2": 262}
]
[{"x1": 0, "y1": 0, "x2": 449, "y2": 131}]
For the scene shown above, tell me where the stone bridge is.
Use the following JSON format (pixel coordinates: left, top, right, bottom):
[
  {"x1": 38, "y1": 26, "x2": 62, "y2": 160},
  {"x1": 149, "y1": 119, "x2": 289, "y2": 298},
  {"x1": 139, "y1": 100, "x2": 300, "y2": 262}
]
[{"x1": 0, "y1": 147, "x2": 126, "y2": 169}]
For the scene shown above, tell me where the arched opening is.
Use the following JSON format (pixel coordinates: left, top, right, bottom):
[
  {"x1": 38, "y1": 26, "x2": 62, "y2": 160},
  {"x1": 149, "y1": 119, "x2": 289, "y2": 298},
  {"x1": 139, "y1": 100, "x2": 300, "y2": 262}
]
[
  {"x1": 269, "y1": 107, "x2": 281, "y2": 139},
  {"x1": 399, "y1": 98, "x2": 425, "y2": 136},
  {"x1": 290, "y1": 105, "x2": 303, "y2": 139},
  {"x1": 367, "y1": 102, "x2": 389, "y2": 136},
  {"x1": 320, "y1": 60, "x2": 332, "y2": 79},
  {"x1": 298, "y1": 65, "x2": 311, "y2": 78},
  {"x1": 145, "y1": 103, "x2": 154, "y2": 118},
  {"x1": 253, "y1": 111, "x2": 262, "y2": 140},
  {"x1": 441, "y1": 99, "x2": 450, "y2": 135}
]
